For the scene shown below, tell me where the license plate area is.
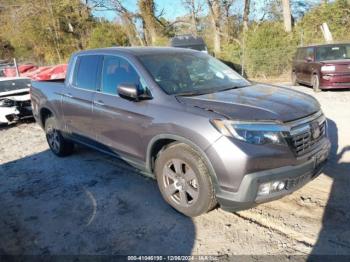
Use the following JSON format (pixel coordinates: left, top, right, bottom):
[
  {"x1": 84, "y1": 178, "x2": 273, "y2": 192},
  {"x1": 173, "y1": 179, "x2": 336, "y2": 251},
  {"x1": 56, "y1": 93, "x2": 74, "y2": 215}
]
[{"x1": 314, "y1": 149, "x2": 328, "y2": 169}]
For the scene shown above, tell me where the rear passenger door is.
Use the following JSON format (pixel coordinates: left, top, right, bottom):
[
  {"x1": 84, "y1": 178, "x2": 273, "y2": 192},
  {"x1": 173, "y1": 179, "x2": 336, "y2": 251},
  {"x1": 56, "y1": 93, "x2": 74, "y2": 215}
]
[
  {"x1": 62, "y1": 55, "x2": 102, "y2": 140},
  {"x1": 92, "y1": 55, "x2": 151, "y2": 161},
  {"x1": 294, "y1": 48, "x2": 305, "y2": 81},
  {"x1": 301, "y1": 47, "x2": 315, "y2": 84}
]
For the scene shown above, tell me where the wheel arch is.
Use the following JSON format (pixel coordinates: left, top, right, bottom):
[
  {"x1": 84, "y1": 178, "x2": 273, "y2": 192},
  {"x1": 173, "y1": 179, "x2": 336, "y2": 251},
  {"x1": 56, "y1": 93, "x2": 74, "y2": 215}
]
[
  {"x1": 146, "y1": 134, "x2": 220, "y2": 190},
  {"x1": 40, "y1": 107, "x2": 54, "y2": 128}
]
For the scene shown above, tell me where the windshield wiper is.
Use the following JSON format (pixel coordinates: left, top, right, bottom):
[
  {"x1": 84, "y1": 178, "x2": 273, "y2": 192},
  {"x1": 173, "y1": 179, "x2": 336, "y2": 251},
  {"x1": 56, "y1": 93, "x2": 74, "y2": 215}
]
[
  {"x1": 214, "y1": 84, "x2": 251, "y2": 93},
  {"x1": 175, "y1": 90, "x2": 211, "y2": 97}
]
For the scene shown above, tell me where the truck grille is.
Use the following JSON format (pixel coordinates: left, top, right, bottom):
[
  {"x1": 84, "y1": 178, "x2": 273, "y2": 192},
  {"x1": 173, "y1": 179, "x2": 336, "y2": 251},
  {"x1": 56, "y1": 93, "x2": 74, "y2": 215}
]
[{"x1": 289, "y1": 115, "x2": 326, "y2": 156}]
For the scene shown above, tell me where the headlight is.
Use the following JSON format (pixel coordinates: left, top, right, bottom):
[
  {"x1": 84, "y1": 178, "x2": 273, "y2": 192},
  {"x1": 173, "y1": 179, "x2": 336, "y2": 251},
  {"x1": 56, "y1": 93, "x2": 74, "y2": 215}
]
[
  {"x1": 211, "y1": 119, "x2": 287, "y2": 145},
  {"x1": 321, "y1": 65, "x2": 335, "y2": 72},
  {"x1": 0, "y1": 99, "x2": 14, "y2": 107}
]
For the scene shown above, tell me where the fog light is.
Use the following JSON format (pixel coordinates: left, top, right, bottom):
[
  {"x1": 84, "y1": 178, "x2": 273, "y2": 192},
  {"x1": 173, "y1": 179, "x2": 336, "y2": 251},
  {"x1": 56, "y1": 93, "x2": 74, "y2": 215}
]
[
  {"x1": 258, "y1": 180, "x2": 286, "y2": 197},
  {"x1": 258, "y1": 183, "x2": 271, "y2": 196},
  {"x1": 322, "y1": 75, "x2": 331, "y2": 80},
  {"x1": 277, "y1": 181, "x2": 285, "y2": 190}
]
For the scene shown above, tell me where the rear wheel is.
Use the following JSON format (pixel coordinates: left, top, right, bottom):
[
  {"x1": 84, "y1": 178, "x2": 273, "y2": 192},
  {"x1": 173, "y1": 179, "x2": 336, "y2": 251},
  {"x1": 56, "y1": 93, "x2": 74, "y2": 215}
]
[
  {"x1": 312, "y1": 74, "x2": 321, "y2": 92},
  {"x1": 155, "y1": 143, "x2": 217, "y2": 217},
  {"x1": 45, "y1": 117, "x2": 74, "y2": 157}
]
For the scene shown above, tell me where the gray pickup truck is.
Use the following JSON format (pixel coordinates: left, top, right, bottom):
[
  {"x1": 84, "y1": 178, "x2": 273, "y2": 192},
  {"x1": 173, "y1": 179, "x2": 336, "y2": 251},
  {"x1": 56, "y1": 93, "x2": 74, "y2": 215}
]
[{"x1": 31, "y1": 47, "x2": 331, "y2": 217}]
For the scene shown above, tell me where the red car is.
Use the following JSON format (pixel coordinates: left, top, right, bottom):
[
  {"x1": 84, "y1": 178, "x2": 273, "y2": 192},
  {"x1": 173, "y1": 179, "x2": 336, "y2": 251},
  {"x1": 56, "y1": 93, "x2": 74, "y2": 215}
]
[{"x1": 292, "y1": 43, "x2": 350, "y2": 92}]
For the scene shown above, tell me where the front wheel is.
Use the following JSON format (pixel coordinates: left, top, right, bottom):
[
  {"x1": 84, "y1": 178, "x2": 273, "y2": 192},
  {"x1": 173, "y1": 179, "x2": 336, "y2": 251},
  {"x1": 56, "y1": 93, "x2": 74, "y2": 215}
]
[
  {"x1": 155, "y1": 143, "x2": 217, "y2": 217},
  {"x1": 312, "y1": 74, "x2": 321, "y2": 92},
  {"x1": 291, "y1": 71, "x2": 299, "y2": 86},
  {"x1": 45, "y1": 117, "x2": 74, "y2": 157}
]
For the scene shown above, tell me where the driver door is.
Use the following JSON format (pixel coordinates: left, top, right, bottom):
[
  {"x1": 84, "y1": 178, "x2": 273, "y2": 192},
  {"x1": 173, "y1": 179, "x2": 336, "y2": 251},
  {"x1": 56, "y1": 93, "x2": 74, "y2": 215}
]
[{"x1": 92, "y1": 55, "x2": 152, "y2": 161}]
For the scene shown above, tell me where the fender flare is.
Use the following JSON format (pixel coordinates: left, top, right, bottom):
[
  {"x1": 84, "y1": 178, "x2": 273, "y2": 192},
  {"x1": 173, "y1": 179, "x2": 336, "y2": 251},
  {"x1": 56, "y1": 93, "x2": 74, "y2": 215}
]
[{"x1": 146, "y1": 134, "x2": 220, "y2": 191}]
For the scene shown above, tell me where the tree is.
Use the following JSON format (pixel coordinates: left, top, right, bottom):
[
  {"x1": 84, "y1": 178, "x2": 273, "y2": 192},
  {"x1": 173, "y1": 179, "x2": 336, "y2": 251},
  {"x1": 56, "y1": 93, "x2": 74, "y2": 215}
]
[
  {"x1": 243, "y1": 0, "x2": 250, "y2": 32},
  {"x1": 90, "y1": 0, "x2": 145, "y2": 46},
  {"x1": 138, "y1": 0, "x2": 168, "y2": 45},
  {"x1": 206, "y1": 0, "x2": 222, "y2": 54},
  {"x1": 0, "y1": 0, "x2": 95, "y2": 63},
  {"x1": 282, "y1": 0, "x2": 292, "y2": 32},
  {"x1": 182, "y1": 0, "x2": 203, "y2": 36},
  {"x1": 87, "y1": 21, "x2": 129, "y2": 48}
]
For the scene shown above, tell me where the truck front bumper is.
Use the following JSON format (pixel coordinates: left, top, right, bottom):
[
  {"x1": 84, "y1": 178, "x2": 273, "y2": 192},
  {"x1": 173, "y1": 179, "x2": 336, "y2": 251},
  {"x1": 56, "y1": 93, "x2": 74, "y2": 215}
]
[{"x1": 215, "y1": 140, "x2": 331, "y2": 212}]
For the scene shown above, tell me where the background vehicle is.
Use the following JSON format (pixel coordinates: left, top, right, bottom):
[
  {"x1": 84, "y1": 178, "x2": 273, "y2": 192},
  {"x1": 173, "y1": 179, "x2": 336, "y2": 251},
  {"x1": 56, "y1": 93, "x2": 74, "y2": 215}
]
[
  {"x1": 292, "y1": 43, "x2": 350, "y2": 92},
  {"x1": 170, "y1": 34, "x2": 208, "y2": 53},
  {"x1": 0, "y1": 77, "x2": 32, "y2": 125},
  {"x1": 31, "y1": 47, "x2": 330, "y2": 217}
]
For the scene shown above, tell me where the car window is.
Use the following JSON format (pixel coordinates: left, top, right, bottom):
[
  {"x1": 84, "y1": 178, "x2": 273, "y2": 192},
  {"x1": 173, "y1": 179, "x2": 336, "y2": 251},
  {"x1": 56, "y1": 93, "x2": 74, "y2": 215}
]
[
  {"x1": 138, "y1": 53, "x2": 249, "y2": 95},
  {"x1": 316, "y1": 44, "x2": 350, "y2": 61},
  {"x1": 73, "y1": 55, "x2": 102, "y2": 91},
  {"x1": 306, "y1": 47, "x2": 314, "y2": 60},
  {"x1": 101, "y1": 56, "x2": 145, "y2": 95}
]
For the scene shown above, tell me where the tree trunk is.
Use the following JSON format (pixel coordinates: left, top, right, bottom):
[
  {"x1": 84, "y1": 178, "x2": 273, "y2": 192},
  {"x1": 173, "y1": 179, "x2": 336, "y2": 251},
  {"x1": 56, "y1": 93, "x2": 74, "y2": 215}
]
[
  {"x1": 138, "y1": 0, "x2": 165, "y2": 45},
  {"x1": 243, "y1": 0, "x2": 250, "y2": 32},
  {"x1": 190, "y1": 0, "x2": 198, "y2": 36},
  {"x1": 282, "y1": 0, "x2": 292, "y2": 32},
  {"x1": 206, "y1": 0, "x2": 221, "y2": 55}
]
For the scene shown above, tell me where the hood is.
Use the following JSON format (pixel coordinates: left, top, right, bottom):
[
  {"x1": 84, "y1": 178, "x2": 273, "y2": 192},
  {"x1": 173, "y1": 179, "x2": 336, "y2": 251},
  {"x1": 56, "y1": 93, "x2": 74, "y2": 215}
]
[{"x1": 177, "y1": 84, "x2": 320, "y2": 122}]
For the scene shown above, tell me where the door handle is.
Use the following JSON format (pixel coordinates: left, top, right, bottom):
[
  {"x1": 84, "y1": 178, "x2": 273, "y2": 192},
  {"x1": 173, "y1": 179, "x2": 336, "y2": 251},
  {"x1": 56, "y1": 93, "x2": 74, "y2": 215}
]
[{"x1": 93, "y1": 100, "x2": 105, "y2": 106}]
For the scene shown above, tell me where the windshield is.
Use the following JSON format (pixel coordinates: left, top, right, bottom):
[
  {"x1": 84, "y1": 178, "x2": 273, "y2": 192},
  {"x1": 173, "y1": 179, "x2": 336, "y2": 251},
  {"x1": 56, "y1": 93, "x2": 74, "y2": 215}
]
[
  {"x1": 138, "y1": 52, "x2": 250, "y2": 95},
  {"x1": 316, "y1": 44, "x2": 350, "y2": 61},
  {"x1": 0, "y1": 78, "x2": 31, "y2": 93}
]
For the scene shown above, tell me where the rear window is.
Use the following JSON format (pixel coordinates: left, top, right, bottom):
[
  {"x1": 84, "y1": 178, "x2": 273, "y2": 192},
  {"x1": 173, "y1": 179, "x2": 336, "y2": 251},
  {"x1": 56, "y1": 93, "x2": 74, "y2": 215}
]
[{"x1": 73, "y1": 55, "x2": 102, "y2": 91}]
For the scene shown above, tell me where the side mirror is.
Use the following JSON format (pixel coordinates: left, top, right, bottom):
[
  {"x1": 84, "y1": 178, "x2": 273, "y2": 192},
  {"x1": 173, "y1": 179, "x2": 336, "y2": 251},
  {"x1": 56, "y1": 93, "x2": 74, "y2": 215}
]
[
  {"x1": 305, "y1": 57, "x2": 313, "y2": 63},
  {"x1": 117, "y1": 83, "x2": 152, "y2": 101}
]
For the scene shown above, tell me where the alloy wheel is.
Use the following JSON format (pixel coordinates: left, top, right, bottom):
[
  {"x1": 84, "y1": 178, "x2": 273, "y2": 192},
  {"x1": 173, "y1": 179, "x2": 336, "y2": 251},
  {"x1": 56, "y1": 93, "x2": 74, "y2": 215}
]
[
  {"x1": 47, "y1": 126, "x2": 60, "y2": 153},
  {"x1": 162, "y1": 159, "x2": 199, "y2": 207}
]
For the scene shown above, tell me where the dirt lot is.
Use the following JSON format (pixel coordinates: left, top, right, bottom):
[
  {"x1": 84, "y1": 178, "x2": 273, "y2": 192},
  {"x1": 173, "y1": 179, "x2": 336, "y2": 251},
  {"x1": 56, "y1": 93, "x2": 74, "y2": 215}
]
[{"x1": 0, "y1": 84, "x2": 349, "y2": 257}]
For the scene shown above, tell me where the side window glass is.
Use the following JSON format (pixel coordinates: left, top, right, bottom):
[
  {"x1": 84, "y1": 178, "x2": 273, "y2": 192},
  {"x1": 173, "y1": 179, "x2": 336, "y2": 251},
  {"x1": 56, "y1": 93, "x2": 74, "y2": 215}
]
[
  {"x1": 101, "y1": 56, "x2": 146, "y2": 95},
  {"x1": 73, "y1": 55, "x2": 101, "y2": 91},
  {"x1": 306, "y1": 48, "x2": 314, "y2": 60}
]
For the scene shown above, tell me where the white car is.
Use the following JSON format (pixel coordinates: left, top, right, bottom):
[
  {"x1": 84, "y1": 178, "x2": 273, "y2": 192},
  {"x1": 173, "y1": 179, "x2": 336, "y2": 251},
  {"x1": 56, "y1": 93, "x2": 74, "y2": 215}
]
[{"x1": 0, "y1": 77, "x2": 32, "y2": 125}]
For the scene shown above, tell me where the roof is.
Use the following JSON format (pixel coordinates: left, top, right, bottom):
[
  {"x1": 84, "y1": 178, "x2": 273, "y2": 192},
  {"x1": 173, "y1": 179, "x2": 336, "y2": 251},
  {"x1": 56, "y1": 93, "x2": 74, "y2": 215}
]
[
  {"x1": 170, "y1": 35, "x2": 206, "y2": 47},
  {"x1": 76, "y1": 47, "x2": 200, "y2": 56},
  {"x1": 298, "y1": 42, "x2": 350, "y2": 48}
]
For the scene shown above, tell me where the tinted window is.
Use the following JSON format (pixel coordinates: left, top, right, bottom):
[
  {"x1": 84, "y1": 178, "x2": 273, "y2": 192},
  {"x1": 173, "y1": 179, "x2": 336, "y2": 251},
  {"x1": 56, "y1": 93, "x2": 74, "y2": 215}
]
[
  {"x1": 101, "y1": 56, "x2": 143, "y2": 95},
  {"x1": 73, "y1": 55, "x2": 101, "y2": 91},
  {"x1": 306, "y1": 47, "x2": 314, "y2": 60},
  {"x1": 316, "y1": 44, "x2": 350, "y2": 61},
  {"x1": 138, "y1": 53, "x2": 249, "y2": 95}
]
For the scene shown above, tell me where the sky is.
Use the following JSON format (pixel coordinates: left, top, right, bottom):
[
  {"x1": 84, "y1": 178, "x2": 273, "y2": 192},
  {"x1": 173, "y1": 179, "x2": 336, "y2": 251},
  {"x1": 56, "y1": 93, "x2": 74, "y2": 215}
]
[
  {"x1": 93, "y1": 0, "x2": 189, "y2": 21},
  {"x1": 92, "y1": 0, "x2": 323, "y2": 22}
]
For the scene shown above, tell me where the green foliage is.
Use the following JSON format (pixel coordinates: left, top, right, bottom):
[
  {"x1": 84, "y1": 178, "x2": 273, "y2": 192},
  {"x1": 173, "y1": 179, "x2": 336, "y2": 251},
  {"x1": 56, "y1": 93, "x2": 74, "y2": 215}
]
[
  {"x1": 0, "y1": 38, "x2": 15, "y2": 60},
  {"x1": 296, "y1": 0, "x2": 350, "y2": 45},
  {"x1": 0, "y1": 0, "x2": 350, "y2": 78},
  {"x1": 243, "y1": 22, "x2": 297, "y2": 77},
  {"x1": 0, "y1": 0, "x2": 95, "y2": 64},
  {"x1": 87, "y1": 22, "x2": 129, "y2": 49}
]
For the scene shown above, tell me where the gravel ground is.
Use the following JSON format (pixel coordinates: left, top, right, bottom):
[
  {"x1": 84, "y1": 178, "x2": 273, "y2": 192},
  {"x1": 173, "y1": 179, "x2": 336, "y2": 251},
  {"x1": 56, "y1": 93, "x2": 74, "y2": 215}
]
[{"x1": 0, "y1": 84, "x2": 349, "y2": 257}]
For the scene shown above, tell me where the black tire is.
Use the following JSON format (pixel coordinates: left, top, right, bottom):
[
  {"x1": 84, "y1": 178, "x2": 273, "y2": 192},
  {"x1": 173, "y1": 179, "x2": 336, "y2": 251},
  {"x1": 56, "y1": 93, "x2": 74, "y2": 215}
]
[
  {"x1": 291, "y1": 71, "x2": 299, "y2": 86},
  {"x1": 312, "y1": 74, "x2": 321, "y2": 92},
  {"x1": 155, "y1": 142, "x2": 217, "y2": 217},
  {"x1": 45, "y1": 116, "x2": 74, "y2": 157}
]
